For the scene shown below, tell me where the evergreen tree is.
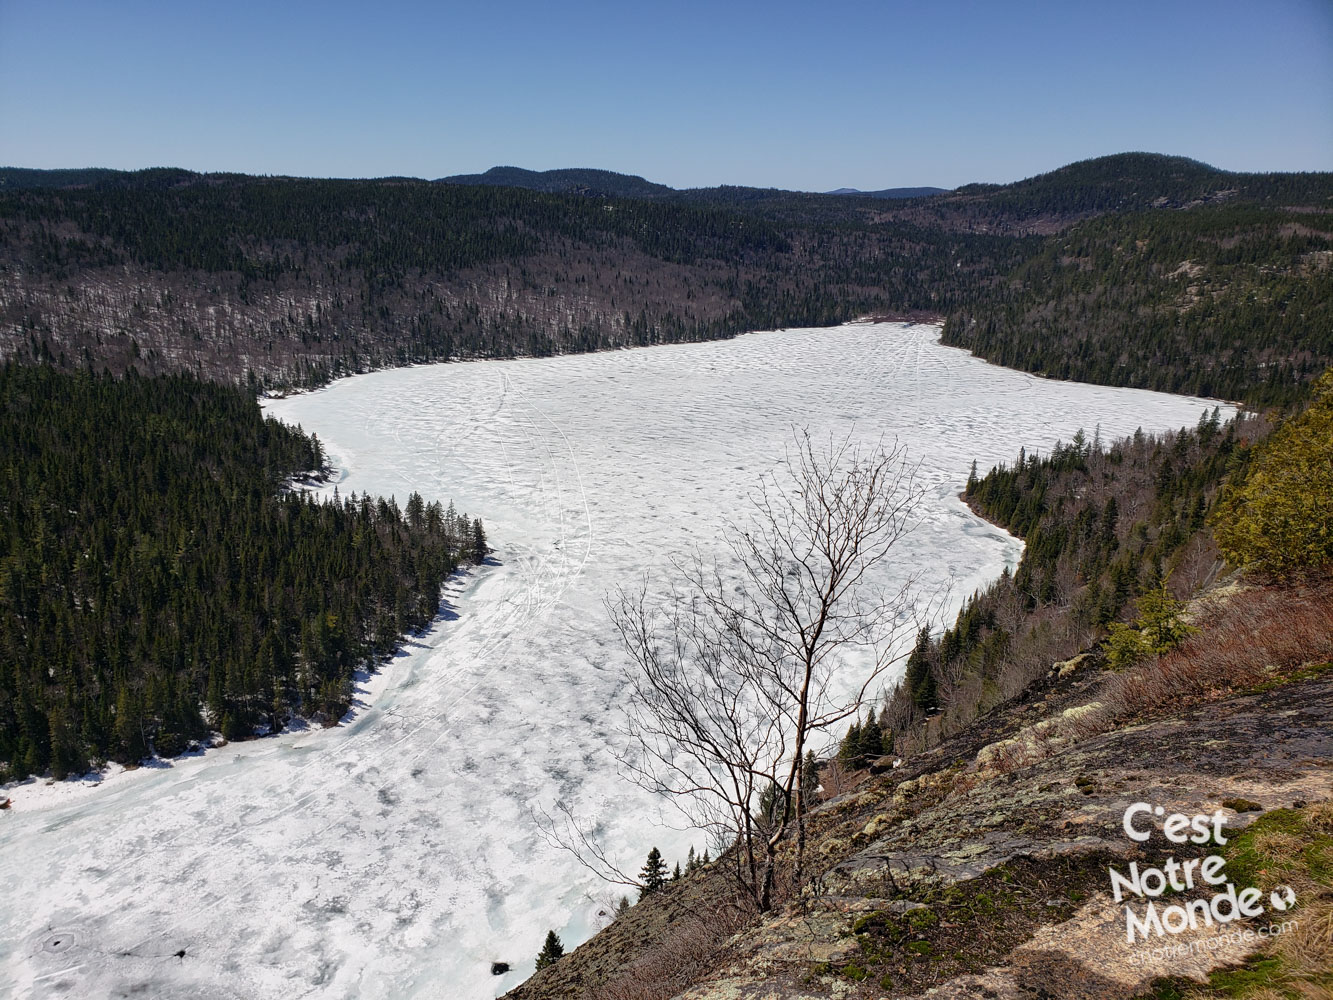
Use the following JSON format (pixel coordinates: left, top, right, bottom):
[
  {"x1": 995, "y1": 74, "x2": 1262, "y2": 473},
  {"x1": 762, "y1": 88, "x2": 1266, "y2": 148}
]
[
  {"x1": 472, "y1": 517, "x2": 489, "y2": 563},
  {"x1": 638, "y1": 846, "x2": 668, "y2": 898},
  {"x1": 859, "y1": 711, "x2": 884, "y2": 760},
  {"x1": 837, "y1": 719, "x2": 862, "y2": 764},
  {"x1": 1212, "y1": 369, "x2": 1333, "y2": 574},
  {"x1": 756, "y1": 780, "x2": 788, "y2": 824},
  {"x1": 534, "y1": 929, "x2": 564, "y2": 970},
  {"x1": 903, "y1": 626, "x2": 937, "y2": 713},
  {"x1": 1104, "y1": 585, "x2": 1199, "y2": 669}
]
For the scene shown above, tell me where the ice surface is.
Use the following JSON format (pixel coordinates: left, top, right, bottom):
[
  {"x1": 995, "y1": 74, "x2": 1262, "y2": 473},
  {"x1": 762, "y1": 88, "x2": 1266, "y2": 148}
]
[{"x1": 0, "y1": 323, "x2": 1234, "y2": 998}]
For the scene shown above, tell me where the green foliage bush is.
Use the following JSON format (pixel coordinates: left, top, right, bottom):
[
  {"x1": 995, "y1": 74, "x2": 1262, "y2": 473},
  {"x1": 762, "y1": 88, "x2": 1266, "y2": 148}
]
[
  {"x1": 1103, "y1": 586, "x2": 1199, "y2": 669},
  {"x1": 1212, "y1": 370, "x2": 1333, "y2": 574}
]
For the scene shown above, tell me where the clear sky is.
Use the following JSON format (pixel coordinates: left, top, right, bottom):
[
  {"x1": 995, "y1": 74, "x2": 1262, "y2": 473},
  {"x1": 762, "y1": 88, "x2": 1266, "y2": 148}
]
[{"x1": 2, "y1": 0, "x2": 1330, "y2": 190}]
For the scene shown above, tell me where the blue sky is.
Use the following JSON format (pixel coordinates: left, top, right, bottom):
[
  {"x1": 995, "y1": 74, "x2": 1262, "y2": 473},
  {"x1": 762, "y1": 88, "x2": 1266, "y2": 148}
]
[{"x1": 1, "y1": 0, "x2": 1330, "y2": 189}]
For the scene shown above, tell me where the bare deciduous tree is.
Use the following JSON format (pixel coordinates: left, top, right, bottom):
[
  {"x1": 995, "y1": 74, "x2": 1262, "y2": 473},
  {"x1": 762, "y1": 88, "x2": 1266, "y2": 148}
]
[{"x1": 608, "y1": 430, "x2": 928, "y2": 910}]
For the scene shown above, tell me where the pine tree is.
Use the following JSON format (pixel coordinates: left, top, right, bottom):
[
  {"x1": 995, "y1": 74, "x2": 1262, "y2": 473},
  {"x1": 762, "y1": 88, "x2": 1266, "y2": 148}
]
[
  {"x1": 535, "y1": 929, "x2": 564, "y2": 970},
  {"x1": 756, "y1": 780, "x2": 787, "y2": 824},
  {"x1": 837, "y1": 719, "x2": 862, "y2": 763},
  {"x1": 615, "y1": 896, "x2": 630, "y2": 917},
  {"x1": 405, "y1": 491, "x2": 425, "y2": 530},
  {"x1": 638, "y1": 846, "x2": 668, "y2": 898}
]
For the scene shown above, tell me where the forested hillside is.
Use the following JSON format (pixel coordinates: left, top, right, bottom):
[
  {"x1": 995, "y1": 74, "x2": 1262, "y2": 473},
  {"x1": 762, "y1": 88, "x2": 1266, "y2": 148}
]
[
  {"x1": 0, "y1": 173, "x2": 1018, "y2": 388},
  {"x1": 883, "y1": 407, "x2": 1268, "y2": 743},
  {"x1": 0, "y1": 364, "x2": 485, "y2": 782},
  {"x1": 438, "y1": 166, "x2": 675, "y2": 199},
  {"x1": 2, "y1": 153, "x2": 1330, "y2": 401},
  {"x1": 941, "y1": 203, "x2": 1333, "y2": 403}
]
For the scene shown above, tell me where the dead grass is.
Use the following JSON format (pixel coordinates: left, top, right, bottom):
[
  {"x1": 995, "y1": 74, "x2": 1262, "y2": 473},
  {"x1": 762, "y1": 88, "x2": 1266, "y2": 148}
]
[
  {"x1": 1250, "y1": 830, "x2": 1320, "y2": 895},
  {"x1": 1309, "y1": 802, "x2": 1333, "y2": 835},
  {"x1": 1275, "y1": 896, "x2": 1333, "y2": 997},
  {"x1": 1185, "y1": 802, "x2": 1333, "y2": 1000}
]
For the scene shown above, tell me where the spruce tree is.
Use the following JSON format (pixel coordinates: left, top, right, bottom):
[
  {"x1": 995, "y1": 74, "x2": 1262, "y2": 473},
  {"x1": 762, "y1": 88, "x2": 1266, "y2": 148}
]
[
  {"x1": 859, "y1": 711, "x2": 884, "y2": 761},
  {"x1": 472, "y1": 517, "x2": 488, "y2": 563},
  {"x1": 904, "y1": 626, "x2": 937, "y2": 713},
  {"x1": 535, "y1": 929, "x2": 564, "y2": 970},
  {"x1": 638, "y1": 846, "x2": 668, "y2": 898},
  {"x1": 837, "y1": 719, "x2": 862, "y2": 763}
]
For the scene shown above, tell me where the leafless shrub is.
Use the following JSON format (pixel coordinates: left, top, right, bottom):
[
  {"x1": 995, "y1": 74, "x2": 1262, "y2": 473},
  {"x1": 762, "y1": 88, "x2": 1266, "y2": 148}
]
[
  {"x1": 586, "y1": 900, "x2": 751, "y2": 1000},
  {"x1": 817, "y1": 759, "x2": 859, "y2": 800},
  {"x1": 602, "y1": 431, "x2": 930, "y2": 912},
  {"x1": 1104, "y1": 577, "x2": 1333, "y2": 720}
]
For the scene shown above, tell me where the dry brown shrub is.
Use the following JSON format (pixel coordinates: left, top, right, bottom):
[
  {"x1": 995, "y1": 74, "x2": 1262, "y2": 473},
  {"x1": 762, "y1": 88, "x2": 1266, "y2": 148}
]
[
  {"x1": 587, "y1": 900, "x2": 751, "y2": 1000},
  {"x1": 818, "y1": 759, "x2": 860, "y2": 799},
  {"x1": 1103, "y1": 578, "x2": 1333, "y2": 720}
]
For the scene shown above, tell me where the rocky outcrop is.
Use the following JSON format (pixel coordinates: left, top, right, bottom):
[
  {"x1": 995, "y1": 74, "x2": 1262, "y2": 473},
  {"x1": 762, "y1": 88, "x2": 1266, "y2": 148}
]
[
  {"x1": 508, "y1": 660, "x2": 1333, "y2": 1000},
  {"x1": 676, "y1": 675, "x2": 1332, "y2": 999}
]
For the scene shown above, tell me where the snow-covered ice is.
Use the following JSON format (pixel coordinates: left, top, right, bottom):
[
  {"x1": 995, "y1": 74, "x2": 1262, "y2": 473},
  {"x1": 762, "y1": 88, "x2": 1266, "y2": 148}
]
[{"x1": 0, "y1": 323, "x2": 1234, "y2": 998}]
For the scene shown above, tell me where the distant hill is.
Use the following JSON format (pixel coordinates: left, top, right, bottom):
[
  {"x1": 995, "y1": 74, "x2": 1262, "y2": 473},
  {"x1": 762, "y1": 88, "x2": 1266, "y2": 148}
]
[
  {"x1": 825, "y1": 186, "x2": 948, "y2": 199},
  {"x1": 0, "y1": 167, "x2": 207, "y2": 190},
  {"x1": 440, "y1": 168, "x2": 947, "y2": 202},
  {"x1": 947, "y1": 152, "x2": 1270, "y2": 218},
  {"x1": 438, "y1": 166, "x2": 674, "y2": 199}
]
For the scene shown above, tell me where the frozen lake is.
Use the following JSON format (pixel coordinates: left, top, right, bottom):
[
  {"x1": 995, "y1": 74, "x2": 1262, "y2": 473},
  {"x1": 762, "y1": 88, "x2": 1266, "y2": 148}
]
[{"x1": 1, "y1": 323, "x2": 1232, "y2": 998}]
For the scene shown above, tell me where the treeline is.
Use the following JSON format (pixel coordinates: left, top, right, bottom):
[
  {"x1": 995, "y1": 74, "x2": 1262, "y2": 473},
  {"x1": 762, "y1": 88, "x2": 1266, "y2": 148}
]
[
  {"x1": 2, "y1": 179, "x2": 792, "y2": 277},
  {"x1": 881, "y1": 409, "x2": 1267, "y2": 742},
  {"x1": 0, "y1": 363, "x2": 484, "y2": 781}
]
